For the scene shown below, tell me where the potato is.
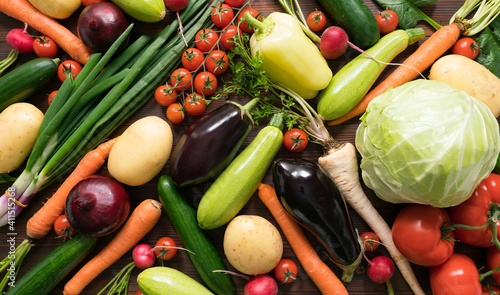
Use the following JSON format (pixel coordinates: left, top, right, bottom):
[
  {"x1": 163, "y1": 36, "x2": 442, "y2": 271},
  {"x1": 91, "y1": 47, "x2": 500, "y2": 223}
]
[
  {"x1": 429, "y1": 54, "x2": 500, "y2": 117},
  {"x1": 0, "y1": 103, "x2": 44, "y2": 173},
  {"x1": 223, "y1": 215, "x2": 283, "y2": 275},
  {"x1": 108, "y1": 116, "x2": 172, "y2": 186}
]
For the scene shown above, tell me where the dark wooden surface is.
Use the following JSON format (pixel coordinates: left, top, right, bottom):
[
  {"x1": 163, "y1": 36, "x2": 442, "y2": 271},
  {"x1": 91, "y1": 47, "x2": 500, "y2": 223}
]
[{"x1": 0, "y1": 0, "x2": 496, "y2": 294}]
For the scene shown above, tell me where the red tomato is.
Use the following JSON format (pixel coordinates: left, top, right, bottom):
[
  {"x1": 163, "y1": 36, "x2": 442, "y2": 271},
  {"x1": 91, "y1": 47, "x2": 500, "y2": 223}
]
[
  {"x1": 154, "y1": 84, "x2": 178, "y2": 106},
  {"x1": 306, "y1": 11, "x2": 327, "y2": 32},
  {"x1": 169, "y1": 68, "x2": 193, "y2": 91},
  {"x1": 487, "y1": 247, "x2": 500, "y2": 285},
  {"x1": 82, "y1": 0, "x2": 106, "y2": 6},
  {"x1": 360, "y1": 231, "x2": 380, "y2": 252},
  {"x1": 483, "y1": 284, "x2": 500, "y2": 295},
  {"x1": 166, "y1": 103, "x2": 185, "y2": 124},
  {"x1": 452, "y1": 37, "x2": 480, "y2": 59},
  {"x1": 57, "y1": 60, "x2": 82, "y2": 83},
  {"x1": 375, "y1": 10, "x2": 399, "y2": 34},
  {"x1": 220, "y1": 24, "x2": 241, "y2": 50},
  {"x1": 195, "y1": 28, "x2": 219, "y2": 53},
  {"x1": 283, "y1": 128, "x2": 308, "y2": 152},
  {"x1": 54, "y1": 214, "x2": 76, "y2": 241},
  {"x1": 33, "y1": 36, "x2": 58, "y2": 58},
  {"x1": 206, "y1": 50, "x2": 229, "y2": 75},
  {"x1": 224, "y1": 0, "x2": 245, "y2": 7},
  {"x1": 273, "y1": 259, "x2": 298, "y2": 283},
  {"x1": 392, "y1": 204, "x2": 455, "y2": 267},
  {"x1": 237, "y1": 8, "x2": 262, "y2": 33},
  {"x1": 211, "y1": 3, "x2": 234, "y2": 28},
  {"x1": 181, "y1": 48, "x2": 204, "y2": 72},
  {"x1": 194, "y1": 71, "x2": 217, "y2": 96},
  {"x1": 154, "y1": 237, "x2": 178, "y2": 261},
  {"x1": 47, "y1": 90, "x2": 58, "y2": 105},
  {"x1": 429, "y1": 253, "x2": 482, "y2": 295},
  {"x1": 448, "y1": 173, "x2": 500, "y2": 248},
  {"x1": 184, "y1": 93, "x2": 207, "y2": 116}
]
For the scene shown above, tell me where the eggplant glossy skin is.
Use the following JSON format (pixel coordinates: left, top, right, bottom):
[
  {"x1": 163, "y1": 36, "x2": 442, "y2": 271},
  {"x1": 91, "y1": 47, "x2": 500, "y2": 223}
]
[
  {"x1": 272, "y1": 158, "x2": 361, "y2": 265},
  {"x1": 171, "y1": 102, "x2": 253, "y2": 187}
]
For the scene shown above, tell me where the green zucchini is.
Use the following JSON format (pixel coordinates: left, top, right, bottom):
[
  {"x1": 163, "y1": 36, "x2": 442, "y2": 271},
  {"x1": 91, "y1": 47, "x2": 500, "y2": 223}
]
[
  {"x1": 197, "y1": 113, "x2": 284, "y2": 230},
  {"x1": 317, "y1": 0, "x2": 379, "y2": 48},
  {"x1": 6, "y1": 234, "x2": 98, "y2": 295},
  {"x1": 0, "y1": 58, "x2": 59, "y2": 112},
  {"x1": 138, "y1": 267, "x2": 214, "y2": 295},
  {"x1": 157, "y1": 175, "x2": 235, "y2": 295},
  {"x1": 317, "y1": 28, "x2": 425, "y2": 121}
]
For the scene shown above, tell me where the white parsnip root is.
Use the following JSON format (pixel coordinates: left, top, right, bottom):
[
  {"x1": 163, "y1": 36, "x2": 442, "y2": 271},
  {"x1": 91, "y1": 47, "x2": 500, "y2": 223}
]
[{"x1": 318, "y1": 141, "x2": 425, "y2": 295}]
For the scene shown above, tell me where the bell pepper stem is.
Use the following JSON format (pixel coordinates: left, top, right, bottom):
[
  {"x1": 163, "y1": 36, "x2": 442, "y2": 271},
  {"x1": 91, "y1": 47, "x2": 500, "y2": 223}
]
[{"x1": 243, "y1": 11, "x2": 267, "y2": 33}]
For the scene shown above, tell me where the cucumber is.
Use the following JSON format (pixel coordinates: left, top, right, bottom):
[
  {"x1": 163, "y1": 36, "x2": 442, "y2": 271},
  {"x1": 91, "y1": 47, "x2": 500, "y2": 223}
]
[
  {"x1": 197, "y1": 113, "x2": 284, "y2": 230},
  {"x1": 317, "y1": 28, "x2": 425, "y2": 121},
  {"x1": 6, "y1": 234, "x2": 98, "y2": 295},
  {"x1": 110, "y1": 0, "x2": 166, "y2": 23},
  {"x1": 138, "y1": 267, "x2": 214, "y2": 295},
  {"x1": 0, "y1": 58, "x2": 59, "y2": 112},
  {"x1": 317, "y1": 0, "x2": 379, "y2": 48},
  {"x1": 157, "y1": 175, "x2": 235, "y2": 295}
]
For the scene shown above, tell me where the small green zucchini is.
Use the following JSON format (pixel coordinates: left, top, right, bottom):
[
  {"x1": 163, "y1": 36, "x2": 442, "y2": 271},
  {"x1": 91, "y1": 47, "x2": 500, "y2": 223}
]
[
  {"x1": 6, "y1": 234, "x2": 98, "y2": 295},
  {"x1": 157, "y1": 175, "x2": 235, "y2": 295},
  {"x1": 197, "y1": 113, "x2": 284, "y2": 230},
  {"x1": 0, "y1": 57, "x2": 59, "y2": 112},
  {"x1": 317, "y1": 28, "x2": 425, "y2": 121},
  {"x1": 138, "y1": 267, "x2": 214, "y2": 295}
]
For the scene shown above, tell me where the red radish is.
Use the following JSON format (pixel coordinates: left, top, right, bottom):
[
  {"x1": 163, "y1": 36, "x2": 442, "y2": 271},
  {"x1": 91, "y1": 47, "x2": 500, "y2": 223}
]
[
  {"x1": 132, "y1": 244, "x2": 156, "y2": 269},
  {"x1": 367, "y1": 256, "x2": 395, "y2": 284},
  {"x1": 163, "y1": 0, "x2": 189, "y2": 11},
  {"x1": 320, "y1": 26, "x2": 349, "y2": 59},
  {"x1": 244, "y1": 274, "x2": 278, "y2": 295},
  {"x1": 6, "y1": 27, "x2": 34, "y2": 54}
]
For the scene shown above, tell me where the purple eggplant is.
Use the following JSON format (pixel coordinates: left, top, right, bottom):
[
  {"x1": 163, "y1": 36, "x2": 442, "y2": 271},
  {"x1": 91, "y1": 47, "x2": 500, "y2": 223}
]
[{"x1": 170, "y1": 98, "x2": 258, "y2": 187}]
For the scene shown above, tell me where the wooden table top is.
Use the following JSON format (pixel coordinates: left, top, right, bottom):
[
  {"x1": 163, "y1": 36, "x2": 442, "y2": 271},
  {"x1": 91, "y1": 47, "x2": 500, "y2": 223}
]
[{"x1": 0, "y1": 0, "x2": 497, "y2": 294}]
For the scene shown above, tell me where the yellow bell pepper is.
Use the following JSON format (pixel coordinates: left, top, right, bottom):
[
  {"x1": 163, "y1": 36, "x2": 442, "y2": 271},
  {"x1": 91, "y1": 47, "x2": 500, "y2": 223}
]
[{"x1": 247, "y1": 12, "x2": 333, "y2": 99}]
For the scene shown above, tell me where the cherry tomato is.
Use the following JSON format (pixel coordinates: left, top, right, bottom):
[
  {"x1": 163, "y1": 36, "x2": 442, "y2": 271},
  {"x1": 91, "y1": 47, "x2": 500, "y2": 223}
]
[
  {"x1": 154, "y1": 84, "x2": 178, "y2": 106},
  {"x1": 206, "y1": 50, "x2": 229, "y2": 75},
  {"x1": 54, "y1": 214, "x2": 76, "y2": 241},
  {"x1": 194, "y1": 71, "x2": 218, "y2": 96},
  {"x1": 154, "y1": 237, "x2": 178, "y2": 261},
  {"x1": 166, "y1": 103, "x2": 185, "y2": 124},
  {"x1": 273, "y1": 259, "x2": 298, "y2": 283},
  {"x1": 360, "y1": 231, "x2": 380, "y2": 252},
  {"x1": 375, "y1": 10, "x2": 399, "y2": 34},
  {"x1": 211, "y1": 3, "x2": 234, "y2": 28},
  {"x1": 57, "y1": 60, "x2": 82, "y2": 83},
  {"x1": 82, "y1": 0, "x2": 106, "y2": 6},
  {"x1": 184, "y1": 93, "x2": 207, "y2": 116},
  {"x1": 33, "y1": 36, "x2": 58, "y2": 58},
  {"x1": 429, "y1": 253, "x2": 482, "y2": 295},
  {"x1": 237, "y1": 8, "x2": 262, "y2": 33},
  {"x1": 483, "y1": 284, "x2": 500, "y2": 295},
  {"x1": 283, "y1": 128, "x2": 308, "y2": 152},
  {"x1": 169, "y1": 68, "x2": 193, "y2": 91},
  {"x1": 47, "y1": 90, "x2": 58, "y2": 105},
  {"x1": 224, "y1": 0, "x2": 245, "y2": 7},
  {"x1": 452, "y1": 37, "x2": 480, "y2": 59},
  {"x1": 181, "y1": 48, "x2": 205, "y2": 72},
  {"x1": 306, "y1": 11, "x2": 327, "y2": 32},
  {"x1": 195, "y1": 28, "x2": 219, "y2": 53},
  {"x1": 392, "y1": 204, "x2": 455, "y2": 267},
  {"x1": 487, "y1": 247, "x2": 500, "y2": 285},
  {"x1": 220, "y1": 24, "x2": 242, "y2": 50}
]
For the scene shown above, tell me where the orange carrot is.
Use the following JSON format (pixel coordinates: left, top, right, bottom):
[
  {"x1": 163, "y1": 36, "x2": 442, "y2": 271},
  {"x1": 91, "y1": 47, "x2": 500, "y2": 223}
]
[
  {"x1": 0, "y1": 0, "x2": 92, "y2": 65},
  {"x1": 328, "y1": 23, "x2": 462, "y2": 126},
  {"x1": 257, "y1": 183, "x2": 349, "y2": 295},
  {"x1": 26, "y1": 137, "x2": 119, "y2": 240},
  {"x1": 63, "y1": 199, "x2": 162, "y2": 295}
]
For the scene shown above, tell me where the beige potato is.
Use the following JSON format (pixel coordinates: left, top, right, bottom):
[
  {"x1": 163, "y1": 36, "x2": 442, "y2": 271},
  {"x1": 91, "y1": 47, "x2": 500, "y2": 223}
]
[
  {"x1": 0, "y1": 103, "x2": 44, "y2": 173},
  {"x1": 28, "y1": 0, "x2": 81, "y2": 19},
  {"x1": 223, "y1": 215, "x2": 283, "y2": 275},
  {"x1": 108, "y1": 116, "x2": 172, "y2": 186},
  {"x1": 429, "y1": 54, "x2": 500, "y2": 117}
]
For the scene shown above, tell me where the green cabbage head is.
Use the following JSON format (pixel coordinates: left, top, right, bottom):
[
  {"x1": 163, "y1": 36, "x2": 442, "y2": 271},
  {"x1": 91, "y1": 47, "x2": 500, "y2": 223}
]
[{"x1": 355, "y1": 80, "x2": 500, "y2": 208}]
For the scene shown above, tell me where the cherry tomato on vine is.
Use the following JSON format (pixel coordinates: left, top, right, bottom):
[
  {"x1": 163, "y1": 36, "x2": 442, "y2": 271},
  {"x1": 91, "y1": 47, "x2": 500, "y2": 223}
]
[
  {"x1": 154, "y1": 84, "x2": 178, "y2": 106},
  {"x1": 57, "y1": 60, "x2": 82, "y2": 83},
  {"x1": 33, "y1": 36, "x2": 58, "y2": 58},
  {"x1": 220, "y1": 24, "x2": 242, "y2": 50},
  {"x1": 194, "y1": 71, "x2": 218, "y2": 96},
  {"x1": 166, "y1": 103, "x2": 185, "y2": 124},
  {"x1": 452, "y1": 37, "x2": 480, "y2": 59},
  {"x1": 274, "y1": 259, "x2": 298, "y2": 283},
  {"x1": 47, "y1": 90, "x2": 58, "y2": 105},
  {"x1": 360, "y1": 231, "x2": 380, "y2": 252},
  {"x1": 181, "y1": 48, "x2": 204, "y2": 72},
  {"x1": 429, "y1": 253, "x2": 482, "y2": 295},
  {"x1": 195, "y1": 28, "x2": 219, "y2": 53},
  {"x1": 224, "y1": 0, "x2": 245, "y2": 7},
  {"x1": 211, "y1": 3, "x2": 234, "y2": 28},
  {"x1": 54, "y1": 214, "x2": 76, "y2": 241},
  {"x1": 170, "y1": 68, "x2": 193, "y2": 91},
  {"x1": 154, "y1": 237, "x2": 178, "y2": 261},
  {"x1": 237, "y1": 8, "x2": 262, "y2": 33},
  {"x1": 306, "y1": 11, "x2": 326, "y2": 32},
  {"x1": 184, "y1": 93, "x2": 207, "y2": 116},
  {"x1": 206, "y1": 50, "x2": 229, "y2": 75},
  {"x1": 283, "y1": 128, "x2": 308, "y2": 152},
  {"x1": 487, "y1": 246, "x2": 500, "y2": 285},
  {"x1": 375, "y1": 10, "x2": 399, "y2": 34}
]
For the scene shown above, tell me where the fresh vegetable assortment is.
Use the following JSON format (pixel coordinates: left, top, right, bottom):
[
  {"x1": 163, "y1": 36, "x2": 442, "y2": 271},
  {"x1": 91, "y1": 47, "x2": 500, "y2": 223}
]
[{"x1": 1, "y1": 0, "x2": 500, "y2": 295}]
